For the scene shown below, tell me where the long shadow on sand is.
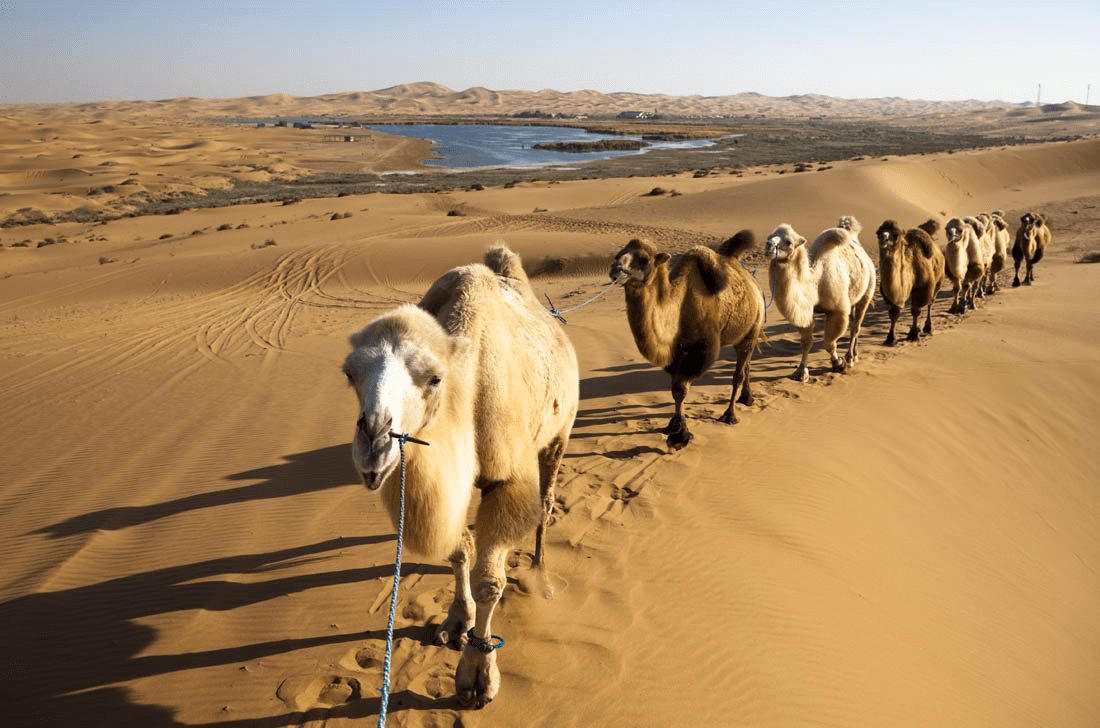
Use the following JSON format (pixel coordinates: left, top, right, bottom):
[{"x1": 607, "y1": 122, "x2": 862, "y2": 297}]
[
  {"x1": 32, "y1": 443, "x2": 360, "y2": 539},
  {"x1": 0, "y1": 536, "x2": 452, "y2": 727}
]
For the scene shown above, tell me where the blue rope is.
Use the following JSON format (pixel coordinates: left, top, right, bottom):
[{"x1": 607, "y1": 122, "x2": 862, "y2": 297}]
[{"x1": 377, "y1": 434, "x2": 408, "y2": 728}]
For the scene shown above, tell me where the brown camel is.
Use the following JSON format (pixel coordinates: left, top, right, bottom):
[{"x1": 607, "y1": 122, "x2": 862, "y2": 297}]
[
  {"x1": 342, "y1": 244, "x2": 578, "y2": 707},
  {"x1": 609, "y1": 231, "x2": 764, "y2": 450},
  {"x1": 1012, "y1": 211, "x2": 1051, "y2": 286},
  {"x1": 875, "y1": 219, "x2": 946, "y2": 345}
]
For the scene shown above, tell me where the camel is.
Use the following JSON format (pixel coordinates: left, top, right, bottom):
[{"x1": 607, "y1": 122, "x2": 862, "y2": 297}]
[
  {"x1": 1012, "y1": 211, "x2": 1051, "y2": 286},
  {"x1": 987, "y1": 211, "x2": 1011, "y2": 293},
  {"x1": 342, "y1": 244, "x2": 578, "y2": 708},
  {"x1": 875, "y1": 219, "x2": 946, "y2": 345},
  {"x1": 944, "y1": 217, "x2": 986, "y2": 313},
  {"x1": 965, "y1": 214, "x2": 996, "y2": 298},
  {"x1": 764, "y1": 216, "x2": 876, "y2": 381},
  {"x1": 609, "y1": 231, "x2": 764, "y2": 450}
]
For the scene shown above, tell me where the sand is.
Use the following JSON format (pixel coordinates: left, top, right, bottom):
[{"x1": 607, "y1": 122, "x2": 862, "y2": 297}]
[{"x1": 1, "y1": 100, "x2": 1099, "y2": 728}]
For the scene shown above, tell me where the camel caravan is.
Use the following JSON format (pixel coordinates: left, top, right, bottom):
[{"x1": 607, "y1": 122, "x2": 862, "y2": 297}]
[{"x1": 340, "y1": 211, "x2": 1049, "y2": 710}]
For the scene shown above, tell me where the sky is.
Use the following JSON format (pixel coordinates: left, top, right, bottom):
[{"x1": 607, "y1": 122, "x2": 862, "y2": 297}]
[{"x1": 1, "y1": 0, "x2": 1097, "y2": 105}]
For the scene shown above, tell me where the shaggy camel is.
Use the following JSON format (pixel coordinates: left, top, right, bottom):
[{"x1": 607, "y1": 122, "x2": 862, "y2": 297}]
[
  {"x1": 609, "y1": 231, "x2": 763, "y2": 449},
  {"x1": 965, "y1": 214, "x2": 996, "y2": 298},
  {"x1": 987, "y1": 211, "x2": 1011, "y2": 293},
  {"x1": 875, "y1": 219, "x2": 946, "y2": 345},
  {"x1": 944, "y1": 217, "x2": 985, "y2": 313},
  {"x1": 765, "y1": 216, "x2": 876, "y2": 381},
  {"x1": 1013, "y1": 211, "x2": 1051, "y2": 286},
  {"x1": 342, "y1": 244, "x2": 578, "y2": 708}
]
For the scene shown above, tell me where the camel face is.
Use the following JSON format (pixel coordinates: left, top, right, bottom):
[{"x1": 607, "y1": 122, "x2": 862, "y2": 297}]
[
  {"x1": 945, "y1": 220, "x2": 965, "y2": 244},
  {"x1": 764, "y1": 224, "x2": 805, "y2": 261},
  {"x1": 610, "y1": 239, "x2": 668, "y2": 284},
  {"x1": 344, "y1": 335, "x2": 446, "y2": 489},
  {"x1": 876, "y1": 220, "x2": 903, "y2": 253}
]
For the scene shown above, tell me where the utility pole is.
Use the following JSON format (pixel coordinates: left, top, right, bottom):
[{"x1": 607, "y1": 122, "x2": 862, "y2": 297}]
[
  {"x1": 1087, "y1": 85, "x2": 1091, "y2": 105},
  {"x1": 1037, "y1": 83, "x2": 1041, "y2": 106}
]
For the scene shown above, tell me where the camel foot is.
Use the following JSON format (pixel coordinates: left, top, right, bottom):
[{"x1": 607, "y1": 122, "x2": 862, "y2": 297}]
[
  {"x1": 923, "y1": 321, "x2": 933, "y2": 335},
  {"x1": 789, "y1": 367, "x2": 809, "y2": 383},
  {"x1": 1012, "y1": 278, "x2": 1021, "y2": 287},
  {"x1": 884, "y1": 334, "x2": 896, "y2": 347},
  {"x1": 1024, "y1": 278, "x2": 1032, "y2": 286},
  {"x1": 717, "y1": 407, "x2": 738, "y2": 425},
  {"x1": 831, "y1": 360, "x2": 847, "y2": 374},
  {"x1": 434, "y1": 599, "x2": 475, "y2": 648},
  {"x1": 660, "y1": 416, "x2": 681, "y2": 435},
  {"x1": 665, "y1": 424, "x2": 693, "y2": 450},
  {"x1": 456, "y1": 646, "x2": 500, "y2": 709},
  {"x1": 736, "y1": 390, "x2": 754, "y2": 407},
  {"x1": 906, "y1": 328, "x2": 920, "y2": 342}
]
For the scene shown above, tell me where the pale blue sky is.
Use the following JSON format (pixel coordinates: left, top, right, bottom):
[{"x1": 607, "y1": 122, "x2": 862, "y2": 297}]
[{"x1": 1, "y1": 0, "x2": 1096, "y2": 105}]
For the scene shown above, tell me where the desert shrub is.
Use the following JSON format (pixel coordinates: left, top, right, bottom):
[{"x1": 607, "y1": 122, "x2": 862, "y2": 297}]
[
  {"x1": 447, "y1": 210, "x2": 466, "y2": 217},
  {"x1": 643, "y1": 187, "x2": 667, "y2": 196},
  {"x1": 217, "y1": 223, "x2": 233, "y2": 231},
  {"x1": 251, "y1": 239, "x2": 277, "y2": 249},
  {"x1": 159, "y1": 233, "x2": 172, "y2": 239},
  {"x1": 99, "y1": 257, "x2": 116, "y2": 264}
]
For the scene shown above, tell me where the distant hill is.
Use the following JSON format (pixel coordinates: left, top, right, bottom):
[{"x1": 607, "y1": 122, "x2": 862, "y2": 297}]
[{"x1": 45, "y1": 83, "x2": 1036, "y2": 120}]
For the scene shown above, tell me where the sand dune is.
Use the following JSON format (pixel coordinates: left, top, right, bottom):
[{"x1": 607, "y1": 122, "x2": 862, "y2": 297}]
[{"x1": 1, "y1": 98, "x2": 1099, "y2": 727}]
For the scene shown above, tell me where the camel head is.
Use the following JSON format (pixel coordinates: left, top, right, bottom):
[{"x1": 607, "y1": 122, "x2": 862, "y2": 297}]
[
  {"x1": 876, "y1": 219, "x2": 905, "y2": 253},
  {"x1": 945, "y1": 217, "x2": 967, "y2": 244},
  {"x1": 610, "y1": 238, "x2": 670, "y2": 285},
  {"x1": 343, "y1": 305, "x2": 458, "y2": 490},
  {"x1": 764, "y1": 224, "x2": 806, "y2": 262}
]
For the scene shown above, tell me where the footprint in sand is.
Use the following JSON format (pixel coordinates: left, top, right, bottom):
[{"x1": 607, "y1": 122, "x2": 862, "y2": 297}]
[{"x1": 276, "y1": 674, "x2": 362, "y2": 711}]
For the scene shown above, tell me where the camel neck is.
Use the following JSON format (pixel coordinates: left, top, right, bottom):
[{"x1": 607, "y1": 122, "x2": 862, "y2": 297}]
[{"x1": 622, "y1": 270, "x2": 680, "y2": 368}]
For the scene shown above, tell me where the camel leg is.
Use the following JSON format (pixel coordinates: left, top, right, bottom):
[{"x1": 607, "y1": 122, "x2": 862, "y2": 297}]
[
  {"x1": 1012, "y1": 261, "x2": 1022, "y2": 287},
  {"x1": 665, "y1": 376, "x2": 693, "y2": 449},
  {"x1": 719, "y1": 335, "x2": 756, "y2": 424},
  {"x1": 791, "y1": 325, "x2": 813, "y2": 382},
  {"x1": 435, "y1": 530, "x2": 475, "y2": 648},
  {"x1": 906, "y1": 302, "x2": 921, "y2": 342},
  {"x1": 820, "y1": 311, "x2": 848, "y2": 372},
  {"x1": 846, "y1": 294, "x2": 872, "y2": 367},
  {"x1": 533, "y1": 435, "x2": 568, "y2": 569},
  {"x1": 456, "y1": 478, "x2": 540, "y2": 708},
  {"x1": 884, "y1": 303, "x2": 900, "y2": 346},
  {"x1": 922, "y1": 302, "x2": 935, "y2": 336}
]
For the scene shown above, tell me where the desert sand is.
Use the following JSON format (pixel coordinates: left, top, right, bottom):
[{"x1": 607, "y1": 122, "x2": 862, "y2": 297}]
[{"x1": 1, "y1": 98, "x2": 1099, "y2": 728}]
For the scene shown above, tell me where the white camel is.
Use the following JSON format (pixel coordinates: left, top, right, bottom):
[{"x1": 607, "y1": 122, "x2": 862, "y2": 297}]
[
  {"x1": 342, "y1": 244, "x2": 578, "y2": 708},
  {"x1": 765, "y1": 216, "x2": 876, "y2": 381}
]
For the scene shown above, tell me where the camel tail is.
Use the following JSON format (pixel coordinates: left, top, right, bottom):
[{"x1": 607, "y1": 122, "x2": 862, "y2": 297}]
[
  {"x1": 917, "y1": 218, "x2": 941, "y2": 238},
  {"x1": 717, "y1": 229, "x2": 756, "y2": 260},
  {"x1": 485, "y1": 242, "x2": 531, "y2": 287}
]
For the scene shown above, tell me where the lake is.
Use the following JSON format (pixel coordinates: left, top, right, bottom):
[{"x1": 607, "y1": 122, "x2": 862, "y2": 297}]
[{"x1": 368, "y1": 124, "x2": 717, "y2": 169}]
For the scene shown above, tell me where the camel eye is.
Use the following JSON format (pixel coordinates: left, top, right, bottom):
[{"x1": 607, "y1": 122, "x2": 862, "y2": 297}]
[
  {"x1": 343, "y1": 370, "x2": 354, "y2": 386},
  {"x1": 428, "y1": 374, "x2": 442, "y2": 388},
  {"x1": 635, "y1": 254, "x2": 649, "y2": 266}
]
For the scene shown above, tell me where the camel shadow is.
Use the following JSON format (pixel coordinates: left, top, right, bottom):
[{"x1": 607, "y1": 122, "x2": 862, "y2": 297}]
[
  {"x1": 32, "y1": 443, "x2": 360, "y2": 539},
  {"x1": 0, "y1": 535, "x2": 451, "y2": 727}
]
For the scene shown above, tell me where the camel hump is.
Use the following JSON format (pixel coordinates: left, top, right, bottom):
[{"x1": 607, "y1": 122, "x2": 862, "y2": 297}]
[
  {"x1": 484, "y1": 242, "x2": 531, "y2": 287},
  {"x1": 917, "y1": 218, "x2": 941, "y2": 238},
  {"x1": 905, "y1": 228, "x2": 939, "y2": 259},
  {"x1": 991, "y1": 215, "x2": 1008, "y2": 231},
  {"x1": 836, "y1": 215, "x2": 862, "y2": 236},
  {"x1": 717, "y1": 229, "x2": 755, "y2": 260},
  {"x1": 679, "y1": 247, "x2": 730, "y2": 295}
]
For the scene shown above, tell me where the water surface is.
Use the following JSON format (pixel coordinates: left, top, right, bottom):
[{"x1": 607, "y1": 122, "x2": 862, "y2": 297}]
[{"x1": 369, "y1": 124, "x2": 716, "y2": 169}]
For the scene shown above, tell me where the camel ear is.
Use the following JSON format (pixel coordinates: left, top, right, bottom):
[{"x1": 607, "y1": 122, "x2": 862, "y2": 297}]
[
  {"x1": 655, "y1": 252, "x2": 671, "y2": 265},
  {"x1": 348, "y1": 327, "x2": 370, "y2": 350}
]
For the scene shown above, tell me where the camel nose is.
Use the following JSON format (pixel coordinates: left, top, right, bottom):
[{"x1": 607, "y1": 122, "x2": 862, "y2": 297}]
[{"x1": 357, "y1": 411, "x2": 393, "y2": 451}]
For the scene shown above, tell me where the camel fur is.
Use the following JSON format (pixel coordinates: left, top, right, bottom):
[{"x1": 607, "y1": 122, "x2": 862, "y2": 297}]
[
  {"x1": 609, "y1": 231, "x2": 764, "y2": 450},
  {"x1": 1012, "y1": 211, "x2": 1051, "y2": 286},
  {"x1": 944, "y1": 217, "x2": 986, "y2": 313},
  {"x1": 765, "y1": 216, "x2": 876, "y2": 381},
  {"x1": 342, "y1": 243, "x2": 578, "y2": 708},
  {"x1": 875, "y1": 218, "x2": 946, "y2": 345}
]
